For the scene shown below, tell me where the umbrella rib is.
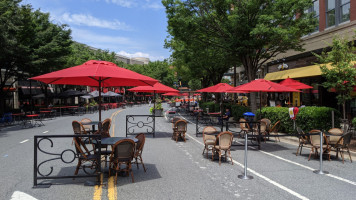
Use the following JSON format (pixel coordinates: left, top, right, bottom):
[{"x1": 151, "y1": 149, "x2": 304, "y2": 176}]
[{"x1": 47, "y1": 78, "x2": 63, "y2": 84}]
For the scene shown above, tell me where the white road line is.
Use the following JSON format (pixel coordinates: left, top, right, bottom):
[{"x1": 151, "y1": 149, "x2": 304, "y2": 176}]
[
  {"x1": 185, "y1": 133, "x2": 309, "y2": 200},
  {"x1": 260, "y1": 150, "x2": 356, "y2": 186},
  {"x1": 11, "y1": 191, "x2": 38, "y2": 200},
  {"x1": 42, "y1": 131, "x2": 49, "y2": 133},
  {"x1": 20, "y1": 139, "x2": 29, "y2": 144}
]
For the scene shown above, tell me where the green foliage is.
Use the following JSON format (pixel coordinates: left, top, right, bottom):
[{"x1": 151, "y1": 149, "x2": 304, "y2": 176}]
[
  {"x1": 231, "y1": 105, "x2": 251, "y2": 121},
  {"x1": 314, "y1": 32, "x2": 356, "y2": 119},
  {"x1": 296, "y1": 106, "x2": 340, "y2": 133},
  {"x1": 256, "y1": 107, "x2": 293, "y2": 133},
  {"x1": 352, "y1": 117, "x2": 356, "y2": 128},
  {"x1": 256, "y1": 106, "x2": 340, "y2": 134},
  {"x1": 163, "y1": 0, "x2": 316, "y2": 111}
]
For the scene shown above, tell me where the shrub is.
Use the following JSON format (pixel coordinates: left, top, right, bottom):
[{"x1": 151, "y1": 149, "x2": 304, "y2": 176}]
[
  {"x1": 296, "y1": 106, "x2": 340, "y2": 132},
  {"x1": 231, "y1": 105, "x2": 251, "y2": 121},
  {"x1": 352, "y1": 117, "x2": 356, "y2": 127},
  {"x1": 256, "y1": 107, "x2": 293, "y2": 133},
  {"x1": 256, "y1": 106, "x2": 340, "y2": 134}
]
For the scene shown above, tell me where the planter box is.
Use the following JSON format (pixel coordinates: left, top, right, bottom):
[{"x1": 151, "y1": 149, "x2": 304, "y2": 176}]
[{"x1": 154, "y1": 109, "x2": 163, "y2": 117}]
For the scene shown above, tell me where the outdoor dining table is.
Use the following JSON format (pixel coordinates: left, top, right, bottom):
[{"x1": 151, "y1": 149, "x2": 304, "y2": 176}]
[
  {"x1": 81, "y1": 121, "x2": 101, "y2": 133},
  {"x1": 101, "y1": 137, "x2": 138, "y2": 145},
  {"x1": 23, "y1": 114, "x2": 40, "y2": 128}
]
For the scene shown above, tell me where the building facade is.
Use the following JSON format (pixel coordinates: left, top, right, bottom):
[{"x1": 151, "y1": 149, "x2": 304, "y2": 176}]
[{"x1": 263, "y1": 0, "x2": 355, "y2": 118}]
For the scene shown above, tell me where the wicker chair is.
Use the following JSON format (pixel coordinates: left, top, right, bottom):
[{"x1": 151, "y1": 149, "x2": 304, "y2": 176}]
[
  {"x1": 73, "y1": 136, "x2": 99, "y2": 175},
  {"x1": 172, "y1": 117, "x2": 182, "y2": 139},
  {"x1": 308, "y1": 130, "x2": 330, "y2": 161},
  {"x1": 72, "y1": 121, "x2": 87, "y2": 134},
  {"x1": 173, "y1": 120, "x2": 187, "y2": 142},
  {"x1": 331, "y1": 131, "x2": 353, "y2": 163},
  {"x1": 261, "y1": 118, "x2": 271, "y2": 134},
  {"x1": 269, "y1": 121, "x2": 281, "y2": 142},
  {"x1": 81, "y1": 118, "x2": 92, "y2": 133},
  {"x1": 296, "y1": 127, "x2": 311, "y2": 156},
  {"x1": 202, "y1": 126, "x2": 217, "y2": 158},
  {"x1": 212, "y1": 131, "x2": 233, "y2": 165},
  {"x1": 327, "y1": 128, "x2": 343, "y2": 147},
  {"x1": 109, "y1": 139, "x2": 136, "y2": 183},
  {"x1": 133, "y1": 133, "x2": 147, "y2": 172},
  {"x1": 239, "y1": 118, "x2": 251, "y2": 137}
]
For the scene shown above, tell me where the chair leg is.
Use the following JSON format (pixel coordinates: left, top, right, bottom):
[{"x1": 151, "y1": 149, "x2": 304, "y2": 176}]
[
  {"x1": 308, "y1": 148, "x2": 314, "y2": 161},
  {"x1": 136, "y1": 158, "x2": 139, "y2": 169},
  {"x1": 347, "y1": 148, "x2": 352, "y2": 163},
  {"x1": 218, "y1": 150, "x2": 221, "y2": 166},
  {"x1": 300, "y1": 145, "x2": 303, "y2": 155},
  {"x1": 296, "y1": 145, "x2": 300, "y2": 156},
  {"x1": 129, "y1": 162, "x2": 134, "y2": 183},
  {"x1": 211, "y1": 149, "x2": 215, "y2": 161},
  {"x1": 74, "y1": 160, "x2": 82, "y2": 175},
  {"x1": 139, "y1": 155, "x2": 147, "y2": 172},
  {"x1": 183, "y1": 132, "x2": 186, "y2": 142},
  {"x1": 341, "y1": 151, "x2": 345, "y2": 164}
]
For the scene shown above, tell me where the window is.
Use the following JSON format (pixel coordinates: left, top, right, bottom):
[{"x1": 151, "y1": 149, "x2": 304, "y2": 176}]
[
  {"x1": 326, "y1": 0, "x2": 350, "y2": 28},
  {"x1": 340, "y1": 0, "x2": 350, "y2": 23},
  {"x1": 326, "y1": 0, "x2": 336, "y2": 27},
  {"x1": 304, "y1": 0, "x2": 319, "y2": 34}
]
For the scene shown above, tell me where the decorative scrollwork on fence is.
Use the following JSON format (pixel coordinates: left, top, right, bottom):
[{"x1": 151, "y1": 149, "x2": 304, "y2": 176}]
[{"x1": 126, "y1": 115, "x2": 155, "y2": 137}]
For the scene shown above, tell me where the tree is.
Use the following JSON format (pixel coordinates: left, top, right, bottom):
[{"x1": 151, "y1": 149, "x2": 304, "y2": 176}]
[
  {"x1": 163, "y1": 0, "x2": 316, "y2": 111},
  {"x1": 315, "y1": 33, "x2": 356, "y2": 120},
  {"x1": 0, "y1": 0, "x2": 72, "y2": 112}
]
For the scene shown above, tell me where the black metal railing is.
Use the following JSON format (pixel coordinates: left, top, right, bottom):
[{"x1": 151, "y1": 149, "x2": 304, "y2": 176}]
[
  {"x1": 195, "y1": 114, "x2": 223, "y2": 137},
  {"x1": 33, "y1": 134, "x2": 101, "y2": 188},
  {"x1": 225, "y1": 121, "x2": 261, "y2": 149},
  {"x1": 126, "y1": 115, "x2": 155, "y2": 137}
]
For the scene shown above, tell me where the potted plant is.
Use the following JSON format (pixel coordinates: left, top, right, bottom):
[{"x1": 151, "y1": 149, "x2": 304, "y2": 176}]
[{"x1": 150, "y1": 98, "x2": 163, "y2": 116}]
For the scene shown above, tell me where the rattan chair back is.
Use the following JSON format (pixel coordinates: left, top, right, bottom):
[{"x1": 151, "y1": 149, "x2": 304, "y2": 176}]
[
  {"x1": 309, "y1": 130, "x2": 323, "y2": 146},
  {"x1": 101, "y1": 118, "x2": 111, "y2": 137},
  {"x1": 261, "y1": 118, "x2": 271, "y2": 131},
  {"x1": 172, "y1": 117, "x2": 181, "y2": 128},
  {"x1": 81, "y1": 118, "x2": 92, "y2": 132},
  {"x1": 72, "y1": 120, "x2": 86, "y2": 134},
  {"x1": 176, "y1": 120, "x2": 187, "y2": 132},
  {"x1": 217, "y1": 131, "x2": 233, "y2": 150},
  {"x1": 135, "y1": 133, "x2": 146, "y2": 155},
  {"x1": 112, "y1": 139, "x2": 135, "y2": 161}
]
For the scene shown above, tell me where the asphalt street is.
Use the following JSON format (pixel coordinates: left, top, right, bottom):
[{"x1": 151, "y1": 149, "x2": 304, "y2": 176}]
[{"x1": 1, "y1": 103, "x2": 356, "y2": 200}]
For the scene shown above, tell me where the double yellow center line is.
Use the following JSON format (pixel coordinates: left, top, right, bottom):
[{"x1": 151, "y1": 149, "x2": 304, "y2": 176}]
[{"x1": 93, "y1": 109, "x2": 123, "y2": 200}]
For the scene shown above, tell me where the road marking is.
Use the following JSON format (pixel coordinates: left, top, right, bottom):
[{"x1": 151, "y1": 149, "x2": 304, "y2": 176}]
[
  {"x1": 20, "y1": 139, "x2": 29, "y2": 144},
  {"x1": 108, "y1": 176, "x2": 117, "y2": 200},
  {"x1": 93, "y1": 173, "x2": 103, "y2": 200},
  {"x1": 260, "y1": 150, "x2": 356, "y2": 186},
  {"x1": 42, "y1": 131, "x2": 49, "y2": 133},
  {"x1": 92, "y1": 109, "x2": 123, "y2": 200},
  {"x1": 11, "y1": 191, "x2": 38, "y2": 200},
  {"x1": 185, "y1": 133, "x2": 309, "y2": 200}
]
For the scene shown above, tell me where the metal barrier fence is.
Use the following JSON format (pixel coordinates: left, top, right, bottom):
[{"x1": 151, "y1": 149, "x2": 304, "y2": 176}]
[
  {"x1": 126, "y1": 115, "x2": 155, "y2": 137},
  {"x1": 225, "y1": 121, "x2": 261, "y2": 150},
  {"x1": 33, "y1": 134, "x2": 101, "y2": 188}
]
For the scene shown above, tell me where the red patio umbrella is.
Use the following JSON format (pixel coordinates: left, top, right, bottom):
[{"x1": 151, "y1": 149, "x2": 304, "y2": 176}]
[
  {"x1": 128, "y1": 83, "x2": 178, "y2": 111},
  {"x1": 279, "y1": 77, "x2": 313, "y2": 89},
  {"x1": 228, "y1": 79, "x2": 299, "y2": 117},
  {"x1": 30, "y1": 60, "x2": 158, "y2": 121},
  {"x1": 196, "y1": 83, "x2": 234, "y2": 93}
]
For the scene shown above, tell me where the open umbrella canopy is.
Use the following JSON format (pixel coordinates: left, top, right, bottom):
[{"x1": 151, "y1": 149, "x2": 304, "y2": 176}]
[
  {"x1": 103, "y1": 91, "x2": 122, "y2": 97},
  {"x1": 58, "y1": 89, "x2": 87, "y2": 98},
  {"x1": 89, "y1": 90, "x2": 105, "y2": 97},
  {"x1": 279, "y1": 77, "x2": 313, "y2": 90},
  {"x1": 196, "y1": 83, "x2": 234, "y2": 93},
  {"x1": 128, "y1": 82, "x2": 178, "y2": 93},
  {"x1": 162, "y1": 92, "x2": 188, "y2": 96},
  {"x1": 80, "y1": 94, "x2": 94, "y2": 99},
  {"x1": 228, "y1": 79, "x2": 300, "y2": 93},
  {"x1": 30, "y1": 60, "x2": 158, "y2": 87},
  {"x1": 30, "y1": 60, "x2": 158, "y2": 121}
]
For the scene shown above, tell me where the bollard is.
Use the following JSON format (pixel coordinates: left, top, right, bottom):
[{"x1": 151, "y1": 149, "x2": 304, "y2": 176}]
[
  {"x1": 238, "y1": 132, "x2": 253, "y2": 180},
  {"x1": 313, "y1": 131, "x2": 329, "y2": 175}
]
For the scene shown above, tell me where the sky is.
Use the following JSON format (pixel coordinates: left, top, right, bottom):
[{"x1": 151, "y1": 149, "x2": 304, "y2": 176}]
[{"x1": 22, "y1": 0, "x2": 171, "y2": 61}]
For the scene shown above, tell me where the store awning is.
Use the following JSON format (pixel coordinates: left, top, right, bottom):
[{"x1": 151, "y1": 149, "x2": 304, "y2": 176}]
[{"x1": 264, "y1": 63, "x2": 332, "y2": 81}]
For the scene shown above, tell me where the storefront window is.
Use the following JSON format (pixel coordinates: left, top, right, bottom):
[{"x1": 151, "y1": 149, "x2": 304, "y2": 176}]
[
  {"x1": 326, "y1": 0, "x2": 336, "y2": 27},
  {"x1": 340, "y1": 0, "x2": 350, "y2": 23}
]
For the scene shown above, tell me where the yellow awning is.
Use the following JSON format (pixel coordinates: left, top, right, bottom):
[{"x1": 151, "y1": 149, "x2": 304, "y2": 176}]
[{"x1": 264, "y1": 63, "x2": 332, "y2": 81}]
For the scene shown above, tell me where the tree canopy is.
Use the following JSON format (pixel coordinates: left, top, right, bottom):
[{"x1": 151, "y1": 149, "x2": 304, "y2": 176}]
[
  {"x1": 315, "y1": 32, "x2": 356, "y2": 119},
  {"x1": 163, "y1": 0, "x2": 317, "y2": 111}
]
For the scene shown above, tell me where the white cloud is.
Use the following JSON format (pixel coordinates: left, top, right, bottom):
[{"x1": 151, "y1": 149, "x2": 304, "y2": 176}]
[
  {"x1": 105, "y1": 0, "x2": 163, "y2": 10},
  {"x1": 105, "y1": 0, "x2": 137, "y2": 8},
  {"x1": 57, "y1": 12, "x2": 130, "y2": 30},
  {"x1": 71, "y1": 28, "x2": 133, "y2": 49},
  {"x1": 117, "y1": 51, "x2": 165, "y2": 61}
]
